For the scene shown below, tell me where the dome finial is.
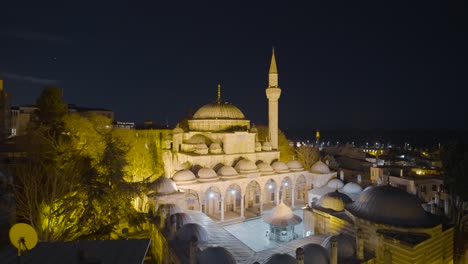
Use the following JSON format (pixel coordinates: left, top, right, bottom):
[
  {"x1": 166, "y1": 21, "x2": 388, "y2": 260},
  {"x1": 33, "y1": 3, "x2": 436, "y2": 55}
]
[{"x1": 217, "y1": 83, "x2": 221, "y2": 104}]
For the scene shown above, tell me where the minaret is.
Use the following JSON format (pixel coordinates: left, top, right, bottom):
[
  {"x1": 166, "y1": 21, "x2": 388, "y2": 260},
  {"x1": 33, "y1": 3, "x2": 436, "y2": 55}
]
[{"x1": 266, "y1": 48, "x2": 281, "y2": 150}]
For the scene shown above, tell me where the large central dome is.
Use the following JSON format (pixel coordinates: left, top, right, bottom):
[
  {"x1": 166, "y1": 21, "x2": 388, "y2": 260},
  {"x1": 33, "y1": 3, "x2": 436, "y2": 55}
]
[
  {"x1": 188, "y1": 84, "x2": 250, "y2": 132},
  {"x1": 192, "y1": 102, "x2": 245, "y2": 120}
]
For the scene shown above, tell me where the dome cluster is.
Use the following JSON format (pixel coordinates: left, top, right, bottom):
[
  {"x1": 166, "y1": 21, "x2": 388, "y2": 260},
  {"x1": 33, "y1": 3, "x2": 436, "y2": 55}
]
[
  {"x1": 171, "y1": 159, "x2": 306, "y2": 185},
  {"x1": 345, "y1": 185, "x2": 440, "y2": 227},
  {"x1": 317, "y1": 191, "x2": 352, "y2": 211}
]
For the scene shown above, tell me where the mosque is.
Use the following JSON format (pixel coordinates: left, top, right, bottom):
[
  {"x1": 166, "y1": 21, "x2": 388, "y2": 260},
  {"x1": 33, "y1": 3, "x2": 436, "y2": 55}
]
[{"x1": 144, "y1": 50, "x2": 454, "y2": 264}]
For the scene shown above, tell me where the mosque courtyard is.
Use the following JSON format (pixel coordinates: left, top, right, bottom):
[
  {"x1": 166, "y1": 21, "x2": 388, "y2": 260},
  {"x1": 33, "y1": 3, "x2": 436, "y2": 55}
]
[{"x1": 223, "y1": 209, "x2": 309, "y2": 252}]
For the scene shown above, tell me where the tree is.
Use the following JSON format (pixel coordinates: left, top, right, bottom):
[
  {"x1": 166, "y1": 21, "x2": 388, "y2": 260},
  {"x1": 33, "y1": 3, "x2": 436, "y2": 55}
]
[
  {"x1": 255, "y1": 125, "x2": 295, "y2": 162},
  {"x1": 441, "y1": 137, "x2": 468, "y2": 229},
  {"x1": 10, "y1": 112, "x2": 145, "y2": 241},
  {"x1": 295, "y1": 146, "x2": 320, "y2": 169},
  {"x1": 34, "y1": 86, "x2": 68, "y2": 134}
]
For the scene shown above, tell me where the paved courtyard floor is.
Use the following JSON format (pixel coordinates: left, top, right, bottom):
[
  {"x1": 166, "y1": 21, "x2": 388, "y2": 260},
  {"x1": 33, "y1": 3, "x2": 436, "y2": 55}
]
[{"x1": 223, "y1": 209, "x2": 309, "y2": 252}]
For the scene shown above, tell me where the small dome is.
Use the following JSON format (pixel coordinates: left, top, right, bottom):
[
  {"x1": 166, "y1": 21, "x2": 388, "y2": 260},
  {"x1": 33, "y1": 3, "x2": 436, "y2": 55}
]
[
  {"x1": 303, "y1": 244, "x2": 329, "y2": 264},
  {"x1": 173, "y1": 126, "x2": 184, "y2": 134},
  {"x1": 194, "y1": 143, "x2": 209, "y2": 154},
  {"x1": 311, "y1": 160, "x2": 331, "y2": 174},
  {"x1": 322, "y1": 234, "x2": 356, "y2": 260},
  {"x1": 363, "y1": 185, "x2": 374, "y2": 192},
  {"x1": 346, "y1": 185, "x2": 440, "y2": 227},
  {"x1": 217, "y1": 166, "x2": 239, "y2": 179},
  {"x1": 197, "y1": 168, "x2": 218, "y2": 182},
  {"x1": 235, "y1": 159, "x2": 259, "y2": 174},
  {"x1": 172, "y1": 169, "x2": 197, "y2": 184},
  {"x1": 327, "y1": 178, "x2": 344, "y2": 189},
  {"x1": 209, "y1": 142, "x2": 223, "y2": 154},
  {"x1": 257, "y1": 162, "x2": 274, "y2": 174},
  {"x1": 165, "y1": 134, "x2": 173, "y2": 140},
  {"x1": 150, "y1": 176, "x2": 177, "y2": 195},
  {"x1": 187, "y1": 134, "x2": 211, "y2": 145},
  {"x1": 262, "y1": 141, "x2": 273, "y2": 151},
  {"x1": 342, "y1": 182, "x2": 363, "y2": 194},
  {"x1": 193, "y1": 102, "x2": 245, "y2": 120},
  {"x1": 250, "y1": 127, "x2": 258, "y2": 133},
  {"x1": 157, "y1": 203, "x2": 183, "y2": 217},
  {"x1": 255, "y1": 142, "x2": 262, "y2": 152},
  {"x1": 263, "y1": 202, "x2": 302, "y2": 227},
  {"x1": 264, "y1": 253, "x2": 297, "y2": 264},
  {"x1": 176, "y1": 223, "x2": 209, "y2": 242},
  {"x1": 317, "y1": 191, "x2": 352, "y2": 211},
  {"x1": 166, "y1": 212, "x2": 193, "y2": 229},
  {"x1": 271, "y1": 161, "x2": 290, "y2": 173},
  {"x1": 197, "y1": 247, "x2": 236, "y2": 264},
  {"x1": 287, "y1": 160, "x2": 304, "y2": 171}
]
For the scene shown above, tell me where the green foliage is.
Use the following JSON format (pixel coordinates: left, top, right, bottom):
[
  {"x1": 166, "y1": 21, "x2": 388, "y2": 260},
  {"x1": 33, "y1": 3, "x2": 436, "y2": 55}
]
[
  {"x1": 442, "y1": 137, "x2": 468, "y2": 202},
  {"x1": 34, "y1": 86, "x2": 68, "y2": 133},
  {"x1": 10, "y1": 112, "x2": 146, "y2": 241},
  {"x1": 255, "y1": 125, "x2": 295, "y2": 162},
  {"x1": 296, "y1": 146, "x2": 320, "y2": 169}
]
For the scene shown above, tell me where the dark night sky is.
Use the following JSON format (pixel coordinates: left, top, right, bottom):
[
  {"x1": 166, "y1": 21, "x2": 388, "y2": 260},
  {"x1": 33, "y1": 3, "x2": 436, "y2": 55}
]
[{"x1": 0, "y1": 1, "x2": 466, "y2": 130}]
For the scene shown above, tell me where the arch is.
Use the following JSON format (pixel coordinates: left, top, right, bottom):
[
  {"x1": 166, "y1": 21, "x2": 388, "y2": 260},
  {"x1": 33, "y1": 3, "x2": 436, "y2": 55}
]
[
  {"x1": 244, "y1": 180, "x2": 261, "y2": 219},
  {"x1": 224, "y1": 183, "x2": 242, "y2": 221},
  {"x1": 182, "y1": 189, "x2": 200, "y2": 211},
  {"x1": 294, "y1": 174, "x2": 307, "y2": 207},
  {"x1": 263, "y1": 179, "x2": 278, "y2": 211},
  {"x1": 280, "y1": 176, "x2": 293, "y2": 206},
  {"x1": 203, "y1": 186, "x2": 222, "y2": 220}
]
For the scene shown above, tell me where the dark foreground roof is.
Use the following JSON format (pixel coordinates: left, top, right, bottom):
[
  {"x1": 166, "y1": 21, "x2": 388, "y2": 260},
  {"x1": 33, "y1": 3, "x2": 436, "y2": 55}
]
[{"x1": 0, "y1": 239, "x2": 150, "y2": 264}]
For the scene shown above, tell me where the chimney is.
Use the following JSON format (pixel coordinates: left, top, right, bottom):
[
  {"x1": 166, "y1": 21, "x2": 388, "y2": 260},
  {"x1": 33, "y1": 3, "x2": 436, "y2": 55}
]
[
  {"x1": 189, "y1": 236, "x2": 198, "y2": 264},
  {"x1": 296, "y1": 247, "x2": 304, "y2": 264},
  {"x1": 340, "y1": 170, "x2": 344, "y2": 181},
  {"x1": 357, "y1": 229, "x2": 364, "y2": 260},
  {"x1": 444, "y1": 197, "x2": 450, "y2": 217},
  {"x1": 400, "y1": 169, "x2": 403, "y2": 177},
  {"x1": 330, "y1": 237, "x2": 338, "y2": 264}
]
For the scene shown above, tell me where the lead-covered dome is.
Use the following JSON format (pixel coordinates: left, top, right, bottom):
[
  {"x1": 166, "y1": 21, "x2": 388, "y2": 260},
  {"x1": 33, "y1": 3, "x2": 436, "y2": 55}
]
[
  {"x1": 197, "y1": 247, "x2": 236, "y2": 264},
  {"x1": 287, "y1": 160, "x2": 304, "y2": 171},
  {"x1": 172, "y1": 169, "x2": 197, "y2": 184},
  {"x1": 263, "y1": 202, "x2": 302, "y2": 227},
  {"x1": 342, "y1": 182, "x2": 363, "y2": 194},
  {"x1": 322, "y1": 234, "x2": 356, "y2": 260},
  {"x1": 257, "y1": 162, "x2": 275, "y2": 174},
  {"x1": 303, "y1": 244, "x2": 329, "y2": 264},
  {"x1": 345, "y1": 185, "x2": 440, "y2": 227},
  {"x1": 271, "y1": 161, "x2": 290, "y2": 173},
  {"x1": 264, "y1": 253, "x2": 297, "y2": 264},
  {"x1": 176, "y1": 223, "x2": 209, "y2": 242},
  {"x1": 327, "y1": 178, "x2": 344, "y2": 189},
  {"x1": 197, "y1": 168, "x2": 218, "y2": 182},
  {"x1": 311, "y1": 160, "x2": 331, "y2": 174},
  {"x1": 317, "y1": 191, "x2": 352, "y2": 211},
  {"x1": 150, "y1": 176, "x2": 177, "y2": 195},
  {"x1": 193, "y1": 102, "x2": 245, "y2": 120},
  {"x1": 217, "y1": 165, "x2": 239, "y2": 179},
  {"x1": 235, "y1": 159, "x2": 259, "y2": 174}
]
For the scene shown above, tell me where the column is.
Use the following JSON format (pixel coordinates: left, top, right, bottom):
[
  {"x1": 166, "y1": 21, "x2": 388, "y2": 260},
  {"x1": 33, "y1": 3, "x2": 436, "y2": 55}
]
[
  {"x1": 220, "y1": 197, "x2": 224, "y2": 222},
  {"x1": 275, "y1": 190, "x2": 280, "y2": 205},
  {"x1": 260, "y1": 192, "x2": 263, "y2": 214},
  {"x1": 240, "y1": 195, "x2": 245, "y2": 218},
  {"x1": 291, "y1": 186, "x2": 295, "y2": 207}
]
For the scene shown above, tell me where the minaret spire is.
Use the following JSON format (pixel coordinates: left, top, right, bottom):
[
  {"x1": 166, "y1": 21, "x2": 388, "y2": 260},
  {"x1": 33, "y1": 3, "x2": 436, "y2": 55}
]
[
  {"x1": 217, "y1": 83, "x2": 221, "y2": 104},
  {"x1": 266, "y1": 48, "x2": 282, "y2": 150},
  {"x1": 269, "y1": 47, "x2": 278, "y2": 74},
  {"x1": 268, "y1": 48, "x2": 279, "y2": 88}
]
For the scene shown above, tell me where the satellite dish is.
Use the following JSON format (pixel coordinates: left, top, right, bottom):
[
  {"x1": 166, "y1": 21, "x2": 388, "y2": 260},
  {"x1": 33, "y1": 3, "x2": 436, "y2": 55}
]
[{"x1": 9, "y1": 223, "x2": 38, "y2": 255}]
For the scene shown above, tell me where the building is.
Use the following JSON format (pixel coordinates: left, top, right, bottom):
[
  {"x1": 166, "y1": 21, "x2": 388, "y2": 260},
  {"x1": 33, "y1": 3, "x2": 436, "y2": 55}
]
[
  {"x1": 0, "y1": 79, "x2": 11, "y2": 139},
  {"x1": 150, "y1": 49, "x2": 336, "y2": 224}
]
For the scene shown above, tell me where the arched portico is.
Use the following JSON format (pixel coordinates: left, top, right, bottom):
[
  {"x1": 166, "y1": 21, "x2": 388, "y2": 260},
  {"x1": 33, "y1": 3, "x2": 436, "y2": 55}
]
[
  {"x1": 244, "y1": 180, "x2": 261, "y2": 219},
  {"x1": 263, "y1": 179, "x2": 278, "y2": 211},
  {"x1": 280, "y1": 177, "x2": 293, "y2": 206},
  {"x1": 294, "y1": 175, "x2": 307, "y2": 207},
  {"x1": 224, "y1": 183, "x2": 242, "y2": 221},
  {"x1": 203, "y1": 186, "x2": 222, "y2": 220}
]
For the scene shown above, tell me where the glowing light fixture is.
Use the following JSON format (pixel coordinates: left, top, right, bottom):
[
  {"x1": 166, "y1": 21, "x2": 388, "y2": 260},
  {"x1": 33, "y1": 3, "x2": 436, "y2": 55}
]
[{"x1": 209, "y1": 192, "x2": 214, "y2": 198}]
